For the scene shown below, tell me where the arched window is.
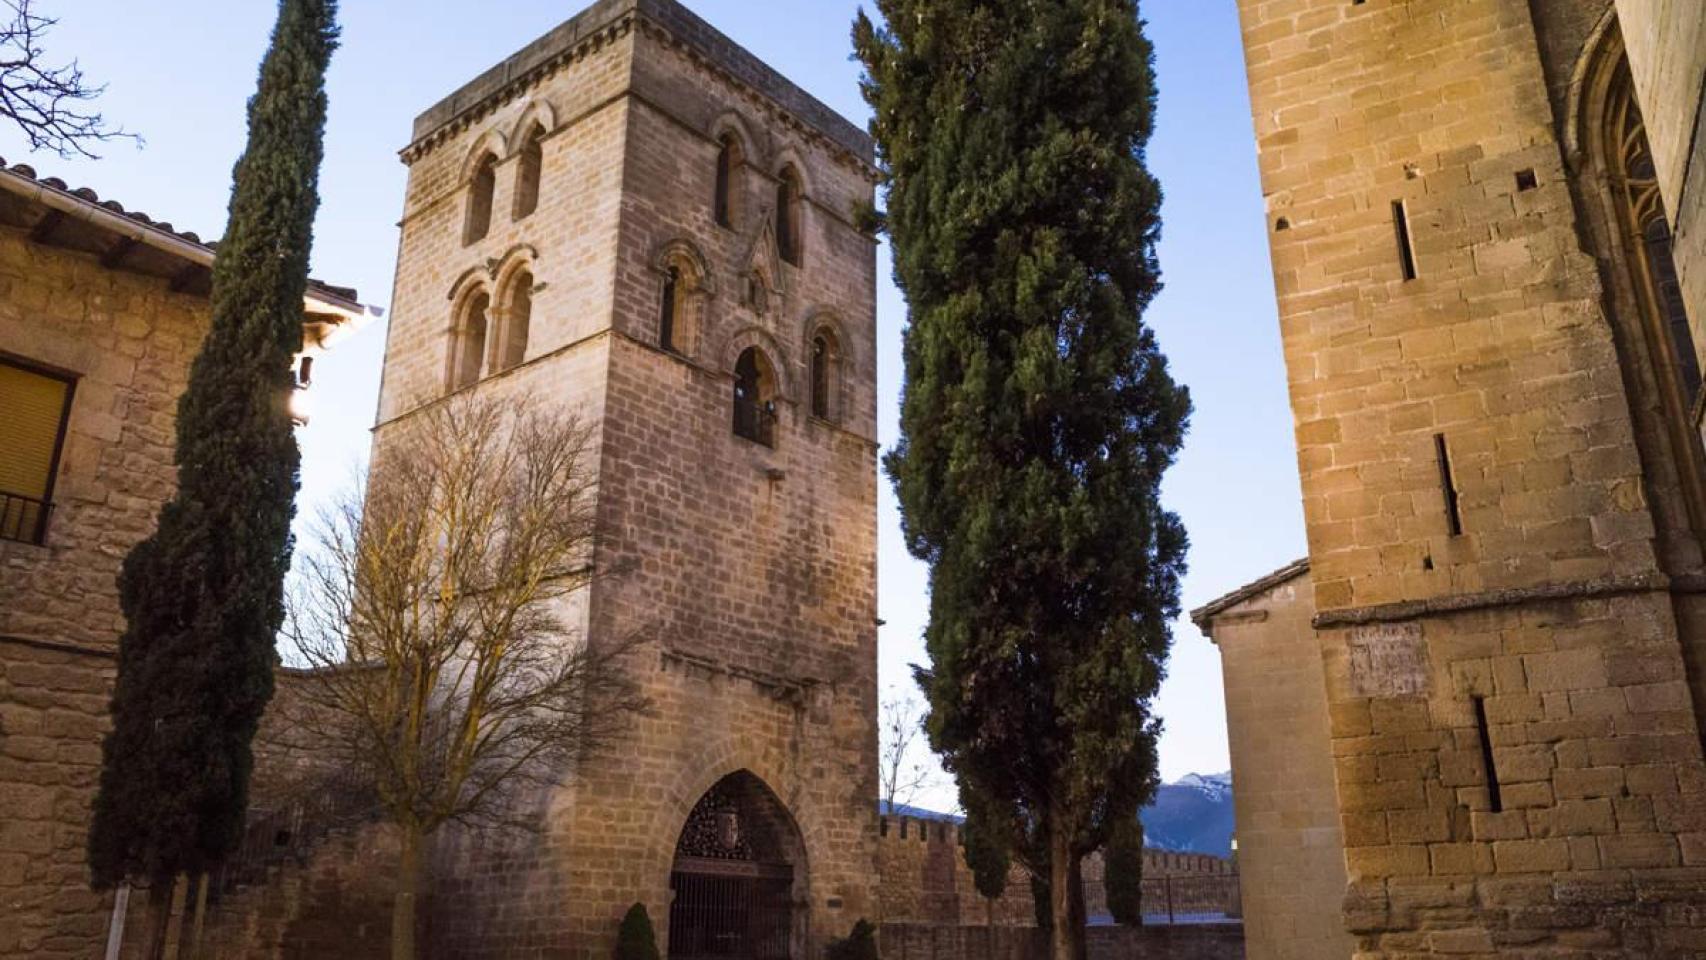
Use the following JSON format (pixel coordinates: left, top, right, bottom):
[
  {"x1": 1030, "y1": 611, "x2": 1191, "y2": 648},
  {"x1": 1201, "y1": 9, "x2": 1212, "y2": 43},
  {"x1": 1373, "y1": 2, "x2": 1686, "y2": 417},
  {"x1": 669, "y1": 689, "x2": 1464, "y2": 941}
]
[
  {"x1": 776, "y1": 166, "x2": 802, "y2": 266},
  {"x1": 809, "y1": 329, "x2": 840, "y2": 421},
  {"x1": 660, "y1": 265, "x2": 681, "y2": 352},
  {"x1": 464, "y1": 153, "x2": 497, "y2": 245},
  {"x1": 497, "y1": 271, "x2": 532, "y2": 372},
  {"x1": 451, "y1": 291, "x2": 490, "y2": 389},
  {"x1": 513, "y1": 125, "x2": 545, "y2": 220},
  {"x1": 733, "y1": 347, "x2": 777, "y2": 447},
  {"x1": 714, "y1": 134, "x2": 742, "y2": 228}
]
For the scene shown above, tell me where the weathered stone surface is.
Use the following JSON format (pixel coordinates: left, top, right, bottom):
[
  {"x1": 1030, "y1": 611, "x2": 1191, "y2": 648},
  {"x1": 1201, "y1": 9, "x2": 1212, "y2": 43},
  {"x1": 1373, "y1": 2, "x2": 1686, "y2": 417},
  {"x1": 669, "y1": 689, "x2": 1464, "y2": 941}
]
[{"x1": 1216, "y1": 0, "x2": 1706, "y2": 956}]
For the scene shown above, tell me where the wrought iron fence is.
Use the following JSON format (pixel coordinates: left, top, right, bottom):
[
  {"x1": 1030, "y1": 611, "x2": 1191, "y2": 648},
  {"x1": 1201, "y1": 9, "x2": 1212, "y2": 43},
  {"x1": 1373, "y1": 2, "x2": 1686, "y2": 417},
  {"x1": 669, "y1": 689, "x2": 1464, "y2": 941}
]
[
  {"x1": 669, "y1": 860, "x2": 794, "y2": 960},
  {"x1": 0, "y1": 491, "x2": 51, "y2": 545},
  {"x1": 1140, "y1": 873, "x2": 1241, "y2": 925}
]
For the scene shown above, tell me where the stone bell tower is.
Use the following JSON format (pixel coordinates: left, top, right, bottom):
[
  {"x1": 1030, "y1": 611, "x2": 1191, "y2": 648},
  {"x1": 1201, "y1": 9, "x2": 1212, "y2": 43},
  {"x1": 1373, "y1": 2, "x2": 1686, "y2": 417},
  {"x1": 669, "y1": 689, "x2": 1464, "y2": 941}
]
[{"x1": 374, "y1": 1, "x2": 880, "y2": 956}]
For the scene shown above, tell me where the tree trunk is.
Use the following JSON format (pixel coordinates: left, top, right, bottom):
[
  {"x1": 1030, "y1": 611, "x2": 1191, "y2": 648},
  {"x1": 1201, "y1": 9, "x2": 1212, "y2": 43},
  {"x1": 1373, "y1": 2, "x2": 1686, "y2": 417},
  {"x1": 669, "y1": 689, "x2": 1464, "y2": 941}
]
[
  {"x1": 188, "y1": 873, "x2": 209, "y2": 960},
  {"x1": 143, "y1": 879, "x2": 173, "y2": 960},
  {"x1": 1047, "y1": 814, "x2": 1074, "y2": 960},
  {"x1": 393, "y1": 826, "x2": 422, "y2": 960},
  {"x1": 1068, "y1": 860, "x2": 1087, "y2": 960},
  {"x1": 985, "y1": 896, "x2": 995, "y2": 960}
]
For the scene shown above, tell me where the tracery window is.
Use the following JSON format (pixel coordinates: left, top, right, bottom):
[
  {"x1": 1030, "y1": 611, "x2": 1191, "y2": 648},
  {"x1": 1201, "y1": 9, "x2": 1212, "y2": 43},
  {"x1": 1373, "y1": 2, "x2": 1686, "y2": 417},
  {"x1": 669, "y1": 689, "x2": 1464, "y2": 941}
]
[{"x1": 1607, "y1": 68, "x2": 1701, "y2": 411}]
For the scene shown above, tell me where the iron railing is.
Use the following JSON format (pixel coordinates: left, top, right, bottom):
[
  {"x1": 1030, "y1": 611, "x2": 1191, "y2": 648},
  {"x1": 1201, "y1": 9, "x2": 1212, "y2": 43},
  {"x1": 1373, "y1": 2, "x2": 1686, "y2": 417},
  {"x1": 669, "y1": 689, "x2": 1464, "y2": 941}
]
[
  {"x1": 0, "y1": 491, "x2": 51, "y2": 545},
  {"x1": 733, "y1": 399, "x2": 777, "y2": 448},
  {"x1": 1140, "y1": 873, "x2": 1242, "y2": 925},
  {"x1": 669, "y1": 859, "x2": 794, "y2": 960}
]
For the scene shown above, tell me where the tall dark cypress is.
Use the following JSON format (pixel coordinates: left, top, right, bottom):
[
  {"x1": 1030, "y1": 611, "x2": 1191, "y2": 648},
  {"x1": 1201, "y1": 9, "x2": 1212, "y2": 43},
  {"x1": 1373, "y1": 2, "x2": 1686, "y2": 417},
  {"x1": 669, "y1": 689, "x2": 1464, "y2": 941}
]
[
  {"x1": 88, "y1": 0, "x2": 338, "y2": 896},
  {"x1": 855, "y1": 3, "x2": 1187, "y2": 959}
]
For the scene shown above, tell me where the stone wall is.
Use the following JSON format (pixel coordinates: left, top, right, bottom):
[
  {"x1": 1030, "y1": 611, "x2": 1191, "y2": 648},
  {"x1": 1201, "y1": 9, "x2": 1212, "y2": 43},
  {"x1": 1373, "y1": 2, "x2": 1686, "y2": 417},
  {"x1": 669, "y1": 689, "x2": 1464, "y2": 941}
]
[
  {"x1": 880, "y1": 923, "x2": 1244, "y2": 960},
  {"x1": 1234, "y1": 0, "x2": 1706, "y2": 956},
  {"x1": 0, "y1": 638, "x2": 116, "y2": 958},
  {"x1": 0, "y1": 217, "x2": 213, "y2": 959},
  {"x1": 876, "y1": 814, "x2": 1238, "y2": 928},
  {"x1": 1198, "y1": 566, "x2": 1355, "y2": 960}
]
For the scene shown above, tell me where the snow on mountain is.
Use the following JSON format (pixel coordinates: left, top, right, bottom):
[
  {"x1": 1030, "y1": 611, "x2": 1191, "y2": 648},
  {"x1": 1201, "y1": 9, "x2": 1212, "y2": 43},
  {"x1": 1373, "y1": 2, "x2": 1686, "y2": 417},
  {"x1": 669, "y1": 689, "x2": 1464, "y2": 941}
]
[{"x1": 1140, "y1": 771, "x2": 1235, "y2": 856}]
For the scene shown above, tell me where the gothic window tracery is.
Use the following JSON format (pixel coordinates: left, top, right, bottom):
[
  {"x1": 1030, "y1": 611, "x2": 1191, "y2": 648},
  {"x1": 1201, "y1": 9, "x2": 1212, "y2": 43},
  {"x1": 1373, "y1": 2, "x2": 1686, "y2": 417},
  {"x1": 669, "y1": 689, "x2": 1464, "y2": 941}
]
[{"x1": 1608, "y1": 70, "x2": 1700, "y2": 408}]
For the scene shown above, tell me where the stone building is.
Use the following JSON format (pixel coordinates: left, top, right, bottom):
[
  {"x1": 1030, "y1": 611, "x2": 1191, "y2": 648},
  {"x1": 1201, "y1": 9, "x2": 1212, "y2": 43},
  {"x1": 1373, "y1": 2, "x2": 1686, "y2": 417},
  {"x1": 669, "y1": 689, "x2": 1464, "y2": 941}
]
[
  {"x1": 1194, "y1": 561, "x2": 1355, "y2": 960},
  {"x1": 0, "y1": 161, "x2": 371, "y2": 959},
  {"x1": 369, "y1": 0, "x2": 881, "y2": 956},
  {"x1": 1219, "y1": 0, "x2": 1706, "y2": 958}
]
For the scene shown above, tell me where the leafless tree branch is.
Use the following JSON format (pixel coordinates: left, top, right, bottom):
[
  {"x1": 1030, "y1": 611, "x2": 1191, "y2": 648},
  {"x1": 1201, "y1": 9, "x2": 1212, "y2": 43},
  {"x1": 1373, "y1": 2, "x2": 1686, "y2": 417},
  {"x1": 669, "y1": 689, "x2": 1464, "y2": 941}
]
[
  {"x1": 0, "y1": 0, "x2": 138, "y2": 158},
  {"x1": 272, "y1": 394, "x2": 650, "y2": 958},
  {"x1": 880, "y1": 691, "x2": 938, "y2": 813}
]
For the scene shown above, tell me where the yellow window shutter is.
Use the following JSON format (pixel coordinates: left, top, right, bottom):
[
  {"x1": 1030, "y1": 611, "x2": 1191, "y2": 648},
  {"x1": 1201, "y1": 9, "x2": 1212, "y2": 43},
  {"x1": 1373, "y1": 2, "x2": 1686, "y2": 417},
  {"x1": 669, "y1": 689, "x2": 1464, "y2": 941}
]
[{"x1": 0, "y1": 359, "x2": 72, "y2": 502}]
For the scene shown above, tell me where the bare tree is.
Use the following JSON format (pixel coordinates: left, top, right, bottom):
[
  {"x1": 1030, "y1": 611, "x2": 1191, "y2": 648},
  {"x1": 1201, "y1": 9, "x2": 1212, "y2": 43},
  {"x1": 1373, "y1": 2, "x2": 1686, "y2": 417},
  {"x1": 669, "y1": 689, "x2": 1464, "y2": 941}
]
[
  {"x1": 879, "y1": 691, "x2": 937, "y2": 813},
  {"x1": 279, "y1": 395, "x2": 648, "y2": 960},
  {"x1": 0, "y1": 0, "x2": 136, "y2": 157}
]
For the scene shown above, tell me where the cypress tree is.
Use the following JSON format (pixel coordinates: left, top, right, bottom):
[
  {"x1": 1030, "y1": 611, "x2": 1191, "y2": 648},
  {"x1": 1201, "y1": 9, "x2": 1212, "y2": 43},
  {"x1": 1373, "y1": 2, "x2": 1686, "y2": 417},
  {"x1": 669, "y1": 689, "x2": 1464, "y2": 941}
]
[
  {"x1": 1104, "y1": 817, "x2": 1145, "y2": 926},
  {"x1": 855, "y1": 3, "x2": 1187, "y2": 958},
  {"x1": 88, "y1": 0, "x2": 339, "y2": 912}
]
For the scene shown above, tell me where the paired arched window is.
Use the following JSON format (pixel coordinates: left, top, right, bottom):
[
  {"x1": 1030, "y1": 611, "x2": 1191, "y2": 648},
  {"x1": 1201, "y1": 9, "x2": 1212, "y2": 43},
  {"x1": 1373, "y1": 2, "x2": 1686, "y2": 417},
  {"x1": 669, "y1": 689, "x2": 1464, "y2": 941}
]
[
  {"x1": 497, "y1": 271, "x2": 533, "y2": 372},
  {"x1": 776, "y1": 166, "x2": 802, "y2": 266},
  {"x1": 809, "y1": 328, "x2": 841, "y2": 422},
  {"x1": 733, "y1": 347, "x2": 777, "y2": 447},
  {"x1": 464, "y1": 153, "x2": 498, "y2": 246},
  {"x1": 513, "y1": 124, "x2": 545, "y2": 220},
  {"x1": 715, "y1": 134, "x2": 743, "y2": 229},
  {"x1": 451, "y1": 292, "x2": 490, "y2": 389}
]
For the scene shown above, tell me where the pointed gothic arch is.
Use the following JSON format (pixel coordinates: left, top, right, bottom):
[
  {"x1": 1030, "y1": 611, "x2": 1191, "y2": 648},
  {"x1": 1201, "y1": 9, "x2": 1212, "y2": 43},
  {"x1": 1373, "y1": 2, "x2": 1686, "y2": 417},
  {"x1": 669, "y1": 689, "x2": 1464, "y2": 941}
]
[
  {"x1": 1571, "y1": 20, "x2": 1706, "y2": 546},
  {"x1": 666, "y1": 770, "x2": 808, "y2": 960}
]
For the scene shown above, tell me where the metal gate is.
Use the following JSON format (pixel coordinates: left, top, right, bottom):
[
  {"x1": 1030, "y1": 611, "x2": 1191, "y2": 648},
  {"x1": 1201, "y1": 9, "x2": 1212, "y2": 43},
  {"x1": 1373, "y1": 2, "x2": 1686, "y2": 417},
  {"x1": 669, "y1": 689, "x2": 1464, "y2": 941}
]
[{"x1": 669, "y1": 858, "x2": 793, "y2": 960}]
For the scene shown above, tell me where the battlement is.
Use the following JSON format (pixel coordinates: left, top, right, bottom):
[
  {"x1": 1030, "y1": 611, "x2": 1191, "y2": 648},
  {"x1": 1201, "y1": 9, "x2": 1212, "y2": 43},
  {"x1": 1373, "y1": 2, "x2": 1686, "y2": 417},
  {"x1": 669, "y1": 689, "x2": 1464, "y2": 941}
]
[
  {"x1": 405, "y1": 0, "x2": 872, "y2": 164},
  {"x1": 875, "y1": 814, "x2": 1234, "y2": 878}
]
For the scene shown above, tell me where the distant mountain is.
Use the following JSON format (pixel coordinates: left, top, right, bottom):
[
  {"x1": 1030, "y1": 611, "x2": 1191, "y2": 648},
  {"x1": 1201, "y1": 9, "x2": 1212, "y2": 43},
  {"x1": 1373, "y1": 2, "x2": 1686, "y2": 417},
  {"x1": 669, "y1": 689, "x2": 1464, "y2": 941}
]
[
  {"x1": 876, "y1": 771, "x2": 1236, "y2": 859},
  {"x1": 1140, "y1": 771, "x2": 1235, "y2": 856}
]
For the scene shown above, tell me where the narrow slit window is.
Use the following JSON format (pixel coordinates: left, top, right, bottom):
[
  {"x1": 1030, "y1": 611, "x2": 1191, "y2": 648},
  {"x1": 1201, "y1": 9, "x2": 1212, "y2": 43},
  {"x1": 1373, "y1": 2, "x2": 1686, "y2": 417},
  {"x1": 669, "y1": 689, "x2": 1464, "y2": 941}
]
[
  {"x1": 660, "y1": 266, "x2": 680, "y2": 352},
  {"x1": 1473, "y1": 696, "x2": 1502, "y2": 813},
  {"x1": 1393, "y1": 200, "x2": 1418, "y2": 281},
  {"x1": 512, "y1": 125, "x2": 545, "y2": 220},
  {"x1": 1435, "y1": 432, "x2": 1463, "y2": 536}
]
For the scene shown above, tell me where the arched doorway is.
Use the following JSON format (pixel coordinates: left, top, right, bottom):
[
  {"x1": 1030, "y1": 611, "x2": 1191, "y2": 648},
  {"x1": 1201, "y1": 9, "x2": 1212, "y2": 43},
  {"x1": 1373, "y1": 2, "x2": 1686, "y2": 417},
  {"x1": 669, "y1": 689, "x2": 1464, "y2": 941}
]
[{"x1": 668, "y1": 771, "x2": 806, "y2": 960}]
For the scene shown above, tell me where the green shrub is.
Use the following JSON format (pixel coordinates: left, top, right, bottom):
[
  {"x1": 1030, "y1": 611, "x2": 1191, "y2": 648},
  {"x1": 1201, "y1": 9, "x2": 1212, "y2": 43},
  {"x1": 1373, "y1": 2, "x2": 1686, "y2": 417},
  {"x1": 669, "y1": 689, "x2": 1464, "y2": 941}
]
[
  {"x1": 825, "y1": 919, "x2": 879, "y2": 960},
  {"x1": 615, "y1": 903, "x2": 659, "y2": 960}
]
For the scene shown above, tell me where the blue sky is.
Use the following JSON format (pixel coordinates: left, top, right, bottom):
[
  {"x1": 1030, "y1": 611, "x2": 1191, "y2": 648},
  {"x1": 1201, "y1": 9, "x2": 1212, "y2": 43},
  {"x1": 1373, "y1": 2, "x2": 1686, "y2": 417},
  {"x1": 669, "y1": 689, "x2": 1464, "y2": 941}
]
[{"x1": 10, "y1": 0, "x2": 1305, "y2": 809}]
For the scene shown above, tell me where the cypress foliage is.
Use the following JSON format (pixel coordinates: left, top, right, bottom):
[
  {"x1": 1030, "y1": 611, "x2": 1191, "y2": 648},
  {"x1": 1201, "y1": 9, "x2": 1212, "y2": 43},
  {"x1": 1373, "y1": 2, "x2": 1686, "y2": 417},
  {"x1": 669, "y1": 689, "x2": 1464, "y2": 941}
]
[
  {"x1": 615, "y1": 904, "x2": 660, "y2": 960},
  {"x1": 88, "y1": 0, "x2": 339, "y2": 890},
  {"x1": 855, "y1": 1, "x2": 1187, "y2": 954},
  {"x1": 1104, "y1": 817, "x2": 1145, "y2": 925},
  {"x1": 961, "y1": 790, "x2": 1011, "y2": 904}
]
